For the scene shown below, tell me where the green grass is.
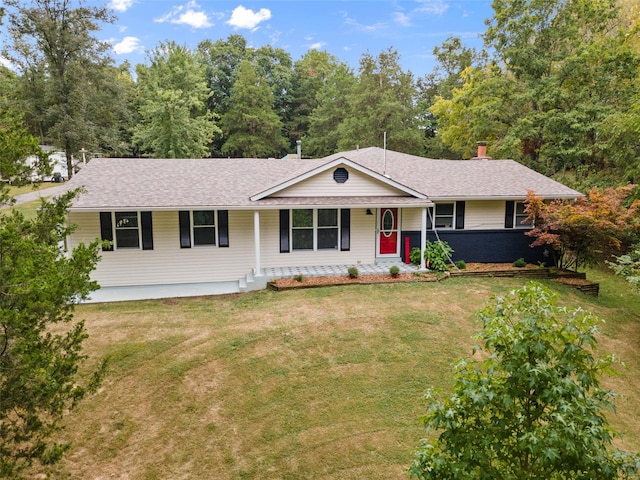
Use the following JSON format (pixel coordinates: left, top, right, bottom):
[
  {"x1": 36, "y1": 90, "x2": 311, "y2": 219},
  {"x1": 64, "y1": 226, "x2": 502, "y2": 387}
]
[
  {"x1": 2, "y1": 183, "x2": 60, "y2": 219},
  {"x1": 6, "y1": 182, "x2": 59, "y2": 197},
  {"x1": 50, "y1": 273, "x2": 640, "y2": 479},
  {"x1": 4, "y1": 199, "x2": 42, "y2": 219}
]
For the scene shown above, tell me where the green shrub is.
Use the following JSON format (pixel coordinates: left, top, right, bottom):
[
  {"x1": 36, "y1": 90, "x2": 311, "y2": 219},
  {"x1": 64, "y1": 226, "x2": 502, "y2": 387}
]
[
  {"x1": 410, "y1": 247, "x2": 422, "y2": 265},
  {"x1": 513, "y1": 258, "x2": 527, "y2": 268},
  {"x1": 410, "y1": 241, "x2": 454, "y2": 272},
  {"x1": 389, "y1": 265, "x2": 400, "y2": 277},
  {"x1": 294, "y1": 274, "x2": 304, "y2": 282},
  {"x1": 454, "y1": 260, "x2": 467, "y2": 270},
  {"x1": 347, "y1": 267, "x2": 359, "y2": 279},
  {"x1": 425, "y1": 240, "x2": 454, "y2": 272}
]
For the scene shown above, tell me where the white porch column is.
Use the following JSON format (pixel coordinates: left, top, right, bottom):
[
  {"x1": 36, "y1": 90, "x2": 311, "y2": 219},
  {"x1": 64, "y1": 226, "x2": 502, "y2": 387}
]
[
  {"x1": 254, "y1": 210, "x2": 262, "y2": 276},
  {"x1": 420, "y1": 207, "x2": 427, "y2": 271}
]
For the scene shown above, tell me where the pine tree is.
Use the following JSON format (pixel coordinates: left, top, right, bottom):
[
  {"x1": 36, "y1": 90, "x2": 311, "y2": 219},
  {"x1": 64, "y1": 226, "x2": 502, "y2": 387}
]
[{"x1": 220, "y1": 60, "x2": 287, "y2": 158}]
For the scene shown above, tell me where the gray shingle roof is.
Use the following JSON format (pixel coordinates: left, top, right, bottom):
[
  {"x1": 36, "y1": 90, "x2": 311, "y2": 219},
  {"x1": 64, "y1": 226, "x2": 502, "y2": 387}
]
[
  {"x1": 67, "y1": 148, "x2": 581, "y2": 210},
  {"x1": 324, "y1": 147, "x2": 581, "y2": 200}
]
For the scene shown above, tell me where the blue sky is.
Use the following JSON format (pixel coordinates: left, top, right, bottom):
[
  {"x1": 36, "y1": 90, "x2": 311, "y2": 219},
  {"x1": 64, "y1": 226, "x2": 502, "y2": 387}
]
[{"x1": 101, "y1": 0, "x2": 494, "y2": 78}]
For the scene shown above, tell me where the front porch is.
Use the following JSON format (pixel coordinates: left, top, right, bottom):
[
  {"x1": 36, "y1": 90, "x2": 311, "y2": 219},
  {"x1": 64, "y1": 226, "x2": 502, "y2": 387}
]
[{"x1": 262, "y1": 260, "x2": 419, "y2": 280}]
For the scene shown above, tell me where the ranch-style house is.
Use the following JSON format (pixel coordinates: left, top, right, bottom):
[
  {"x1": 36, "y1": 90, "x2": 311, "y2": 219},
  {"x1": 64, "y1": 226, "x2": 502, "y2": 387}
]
[{"x1": 65, "y1": 146, "x2": 581, "y2": 302}]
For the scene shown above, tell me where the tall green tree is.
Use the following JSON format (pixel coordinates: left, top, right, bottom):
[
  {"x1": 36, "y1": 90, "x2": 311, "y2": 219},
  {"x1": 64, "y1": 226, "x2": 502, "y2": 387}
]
[
  {"x1": 2, "y1": 0, "x2": 116, "y2": 177},
  {"x1": 197, "y1": 36, "x2": 293, "y2": 156},
  {"x1": 0, "y1": 190, "x2": 105, "y2": 478},
  {"x1": 0, "y1": 67, "x2": 46, "y2": 195},
  {"x1": 220, "y1": 60, "x2": 287, "y2": 158},
  {"x1": 417, "y1": 36, "x2": 484, "y2": 159},
  {"x1": 411, "y1": 282, "x2": 640, "y2": 479},
  {"x1": 431, "y1": 0, "x2": 640, "y2": 176},
  {"x1": 249, "y1": 44, "x2": 293, "y2": 120},
  {"x1": 198, "y1": 34, "x2": 248, "y2": 117},
  {"x1": 429, "y1": 65, "x2": 522, "y2": 160},
  {"x1": 197, "y1": 34, "x2": 247, "y2": 155},
  {"x1": 305, "y1": 62, "x2": 356, "y2": 157},
  {"x1": 87, "y1": 61, "x2": 138, "y2": 157},
  {"x1": 133, "y1": 41, "x2": 218, "y2": 158},
  {"x1": 337, "y1": 48, "x2": 423, "y2": 155},
  {"x1": 284, "y1": 50, "x2": 344, "y2": 152}
]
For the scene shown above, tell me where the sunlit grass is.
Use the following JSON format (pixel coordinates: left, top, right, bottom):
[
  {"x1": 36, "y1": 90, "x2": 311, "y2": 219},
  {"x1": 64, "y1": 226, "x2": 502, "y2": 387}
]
[
  {"x1": 49, "y1": 274, "x2": 640, "y2": 479},
  {"x1": 3, "y1": 199, "x2": 42, "y2": 220},
  {"x1": 6, "y1": 182, "x2": 60, "y2": 196}
]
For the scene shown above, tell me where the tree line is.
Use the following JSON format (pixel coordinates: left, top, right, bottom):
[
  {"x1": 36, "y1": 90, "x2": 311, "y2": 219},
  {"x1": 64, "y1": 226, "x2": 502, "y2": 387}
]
[{"x1": 1, "y1": 0, "x2": 639, "y2": 190}]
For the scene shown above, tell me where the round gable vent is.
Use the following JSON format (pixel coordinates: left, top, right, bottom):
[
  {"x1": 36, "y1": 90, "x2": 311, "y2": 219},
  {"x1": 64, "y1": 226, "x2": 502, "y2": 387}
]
[{"x1": 333, "y1": 167, "x2": 349, "y2": 183}]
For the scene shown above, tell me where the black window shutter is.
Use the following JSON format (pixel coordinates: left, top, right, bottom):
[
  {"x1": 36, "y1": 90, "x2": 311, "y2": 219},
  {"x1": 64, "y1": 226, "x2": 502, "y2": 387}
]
[
  {"x1": 455, "y1": 201, "x2": 465, "y2": 230},
  {"x1": 141, "y1": 211, "x2": 153, "y2": 250},
  {"x1": 505, "y1": 201, "x2": 515, "y2": 228},
  {"x1": 218, "y1": 210, "x2": 229, "y2": 247},
  {"x1": 99, "y1": 212, "x2": 114, "y2": 251},
  {"x1": 340, "y1": 209, "x2": 350, "y2": 251},
  {"x1": 179, "y1": 211, "x2": 191, "y2": 248},
  {"x1": 279, "y1": 209, "x2": 290, "y2": 253},
  {"x1": 427, "y1": 207, "x2": 433, "y2": 230}
]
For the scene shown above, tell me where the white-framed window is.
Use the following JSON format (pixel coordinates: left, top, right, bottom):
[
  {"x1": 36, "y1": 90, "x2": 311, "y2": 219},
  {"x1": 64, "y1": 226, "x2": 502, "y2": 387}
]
[
  {"x1": 114, "y1": 211, "x2": 140, "y2": 249},
  {"x1": 291, "y1": 208, "x2": 340, "y2": 251},
  {"x1": 434, "y1": 203, "x2": 455, "y2": 229},
  {"x1": 515, "y1": 202, "x2": 532, "y2": 228},
  {"x1": 179, "y1": 210, "x2": 228, "y2": 249},
  {"x1": 192, "y1": 210, "x2": 216, "y2": 246}
]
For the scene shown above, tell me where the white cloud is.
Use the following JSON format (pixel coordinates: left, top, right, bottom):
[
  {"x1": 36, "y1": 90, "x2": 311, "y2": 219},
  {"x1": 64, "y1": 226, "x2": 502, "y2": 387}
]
[
  {"x1": 309, "y1": 41, "x2": 326, "y2": 50},
  {"x1": 416, "y1": 0, "x2": 449, "y2": 16},
  {"x1": 155, "y1": 1, "x2": 213, "y2": 29},
  {"x1": 113, "y1": 36, "x2": 143, "y2": 55},
  {"x1": 340, "y1": 11, "x2": 387, "y2": 32},
  {"x1": 226, "y1": 5, "x2": 271, "y2": 30},
  {"x1": 394, "y1": 12, "x2": 412, "y2": 27},
  {"x1": 176, "y1": 9, "x2": 212, "y2": 28},
  {"x1": 109, "y1": 0, "x2": 134, "y2": 12},
  {"x1": 1, "y1": 57, "x2": 15, "y2": 70}
]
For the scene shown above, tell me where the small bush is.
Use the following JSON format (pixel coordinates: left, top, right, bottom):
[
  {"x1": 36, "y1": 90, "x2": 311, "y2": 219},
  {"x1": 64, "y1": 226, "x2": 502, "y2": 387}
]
[
  {"x1": 454, "y1": 260, "x2": 467, "y2": 270},
  {"x1": 294, "y1": 274, "x2": 304, "y2": 282},
  {"x1": 426, "y1": 240, "x2": 454, "y2": 272},
  {"x1": 389, "y1": 265, "x2": 400, "y2": 277},
  {"x1": 348, "y1": 267, "x2": 359, "y2": 279},
  {"x1": 410, "y1": 241, "x2": 454, "y2": 272},
  {"x1": 513, "y1": 258, "x2": 527, "y2": 268},
  {"x1": 410, "y1": 247, "x2": 422, "y2": 265}
]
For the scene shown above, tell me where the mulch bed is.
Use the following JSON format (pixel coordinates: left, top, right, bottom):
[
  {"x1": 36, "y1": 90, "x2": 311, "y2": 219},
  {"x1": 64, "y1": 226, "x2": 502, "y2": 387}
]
[
  {"x1": 267, "y1": 263, "x2": 600, "y2": 296},
  {"x1": 269, "y1": 271, "x2": 441, "y2": 291}
]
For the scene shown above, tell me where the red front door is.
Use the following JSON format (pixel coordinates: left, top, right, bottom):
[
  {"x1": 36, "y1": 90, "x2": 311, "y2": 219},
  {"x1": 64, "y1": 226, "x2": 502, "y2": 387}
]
[{"x1": 378, "y1": 208, "x2": 398, "y2": 255}]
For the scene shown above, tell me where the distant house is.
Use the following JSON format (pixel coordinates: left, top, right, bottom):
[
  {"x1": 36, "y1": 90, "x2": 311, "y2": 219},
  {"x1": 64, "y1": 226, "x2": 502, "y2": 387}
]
[
  {"x1": 27, "y1": 146, "x2": 69, "y2": 182},
  {"x1": 65, "y1": 147, "x2": 581, "y2": 302}
]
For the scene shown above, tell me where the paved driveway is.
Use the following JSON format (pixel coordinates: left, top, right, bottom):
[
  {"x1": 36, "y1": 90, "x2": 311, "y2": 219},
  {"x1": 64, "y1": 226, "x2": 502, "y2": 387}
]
[{"x1": 2, "y1": 184, "x2": 72, "y2": 209}]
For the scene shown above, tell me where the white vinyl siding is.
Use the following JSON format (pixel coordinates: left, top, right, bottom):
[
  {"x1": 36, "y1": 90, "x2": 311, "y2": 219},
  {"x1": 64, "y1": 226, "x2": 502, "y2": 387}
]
[
  {"x1": 68, "y1": 208, "x2": 379, "y2": 287},
  {"x1": 464, "y1": 201, "x2": 505, "y2": 230},
  {"x1": 260, "y1": 208, "x2": 376, "y2": 267},
  {"x1": 401, "y1": 208, "x2": 423, "y2": 230},
  {"x1": 276, "y1": 168, "x2": 405, "y2": 197},
  {"x1": 402, "y1": 202, "x2": 508, "y2": 231},
  {"x1": 68, "y1": 211, "x2": 255, "y2": 287}
]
